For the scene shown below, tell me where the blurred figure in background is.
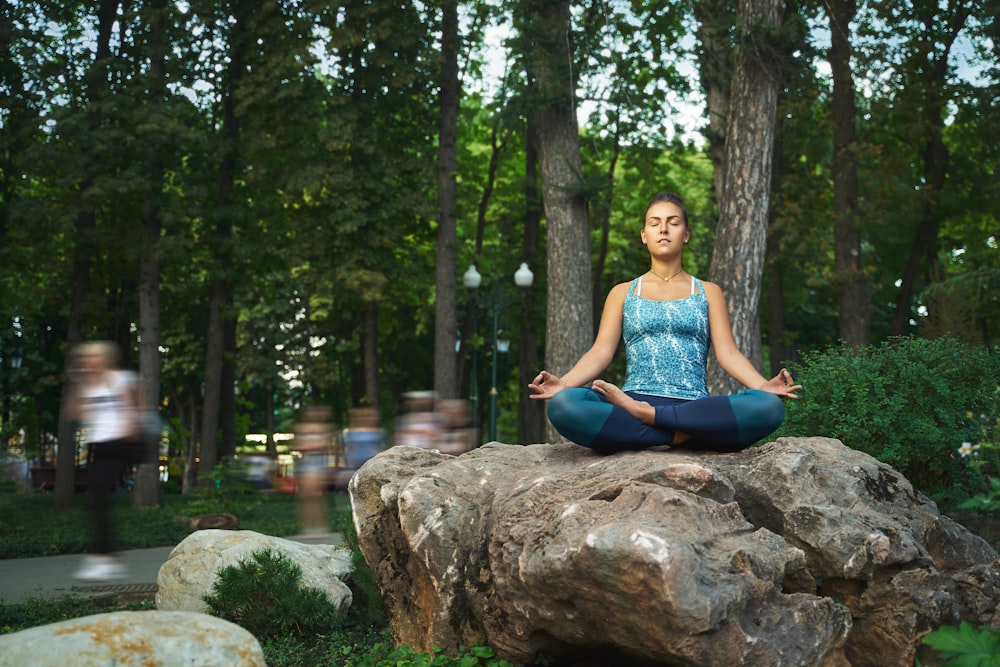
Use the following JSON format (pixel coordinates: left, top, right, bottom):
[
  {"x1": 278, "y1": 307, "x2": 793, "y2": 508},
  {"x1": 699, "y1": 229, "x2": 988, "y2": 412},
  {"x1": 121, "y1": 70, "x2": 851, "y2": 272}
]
[
  {"x1": 293, "y1": 406, "x2": 332, "y2": 535},
  {"x1": 63, "y1": 341, "x2": 146, "y2": 581},
  {"x1": 342, "y1": 406, "x2": 386, "y2": 472},
  {"x1": 393, "y1": 391, "x2": 445, "y2": 449},
  {"x1": 438, "y1": 399, "x2": 478, "y2": 455}
]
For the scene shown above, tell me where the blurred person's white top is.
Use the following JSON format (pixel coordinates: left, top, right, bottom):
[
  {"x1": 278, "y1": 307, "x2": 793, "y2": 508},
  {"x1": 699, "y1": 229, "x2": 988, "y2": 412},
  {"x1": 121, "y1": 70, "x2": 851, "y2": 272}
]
[{"x1": 79, "y1": 370, "x2": 138, "y2": 443}]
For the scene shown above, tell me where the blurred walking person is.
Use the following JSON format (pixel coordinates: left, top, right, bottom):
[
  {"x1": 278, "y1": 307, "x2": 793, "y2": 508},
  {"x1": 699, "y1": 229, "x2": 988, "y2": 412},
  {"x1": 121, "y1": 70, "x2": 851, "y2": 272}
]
[
  {"x1": 63, "y1": 341, "x2": 146, "y2": 581},
  {"x1": 293, "y1": 406, "x2": 333, "y2": 535}
]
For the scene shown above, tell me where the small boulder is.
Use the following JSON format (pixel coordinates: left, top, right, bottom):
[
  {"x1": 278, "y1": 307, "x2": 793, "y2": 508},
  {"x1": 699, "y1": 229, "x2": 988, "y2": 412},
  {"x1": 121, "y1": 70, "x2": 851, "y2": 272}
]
[
  {"x1": 155, "y1": 529, "x2": 352, "y2": 617},
  {"x1": 0, "y1": 610, "x2": 265, "y2": 667}
]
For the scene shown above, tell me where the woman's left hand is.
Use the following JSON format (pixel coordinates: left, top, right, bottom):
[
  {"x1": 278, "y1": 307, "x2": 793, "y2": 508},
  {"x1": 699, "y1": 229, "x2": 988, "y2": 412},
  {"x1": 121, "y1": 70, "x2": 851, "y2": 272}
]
[{"x1": 759, "y1": 368, "x2": 802, "y2": 399}]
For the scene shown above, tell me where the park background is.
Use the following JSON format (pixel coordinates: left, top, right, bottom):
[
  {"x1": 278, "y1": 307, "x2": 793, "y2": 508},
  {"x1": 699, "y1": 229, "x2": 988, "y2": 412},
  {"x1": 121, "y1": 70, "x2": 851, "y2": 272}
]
[{"x1": 0, "y1": 0, "x2": 997, "y2": 507}]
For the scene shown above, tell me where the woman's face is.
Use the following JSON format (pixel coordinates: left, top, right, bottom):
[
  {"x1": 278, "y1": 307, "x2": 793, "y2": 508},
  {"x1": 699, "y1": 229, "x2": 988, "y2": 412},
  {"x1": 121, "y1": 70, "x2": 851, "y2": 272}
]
[{"x1": 641, "y1": 200, "x2": 690, "y2": 249}]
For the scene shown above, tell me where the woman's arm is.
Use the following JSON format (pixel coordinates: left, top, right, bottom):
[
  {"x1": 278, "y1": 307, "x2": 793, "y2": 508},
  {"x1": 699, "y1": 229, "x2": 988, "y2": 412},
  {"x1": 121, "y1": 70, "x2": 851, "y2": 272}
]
[
  {"x1": 528, "y1": 282, "x2": 629, "y2": 400},
  {"x1": 704, "y1": 281, "x2": 801, "y2": 398}
]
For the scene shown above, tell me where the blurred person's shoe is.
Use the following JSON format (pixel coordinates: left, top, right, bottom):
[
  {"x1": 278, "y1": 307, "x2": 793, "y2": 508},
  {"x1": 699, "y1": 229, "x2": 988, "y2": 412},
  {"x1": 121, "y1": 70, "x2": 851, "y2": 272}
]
[{"x1": 73, "y1": 555, "x2": 127, "y2": 582}]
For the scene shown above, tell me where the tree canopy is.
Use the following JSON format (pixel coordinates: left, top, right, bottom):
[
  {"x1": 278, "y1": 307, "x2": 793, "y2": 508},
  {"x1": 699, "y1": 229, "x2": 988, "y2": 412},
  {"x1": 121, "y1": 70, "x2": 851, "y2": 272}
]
[{"x1": 1, "y1": 0, "x2": 996, "y2": 489}]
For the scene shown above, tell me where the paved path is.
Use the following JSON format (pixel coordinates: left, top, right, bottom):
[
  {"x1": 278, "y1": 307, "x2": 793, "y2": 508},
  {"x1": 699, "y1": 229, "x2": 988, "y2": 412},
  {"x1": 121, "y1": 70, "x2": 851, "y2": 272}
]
[{"x1": 0, "y1": 533, "x2": 344, "y2": 604}]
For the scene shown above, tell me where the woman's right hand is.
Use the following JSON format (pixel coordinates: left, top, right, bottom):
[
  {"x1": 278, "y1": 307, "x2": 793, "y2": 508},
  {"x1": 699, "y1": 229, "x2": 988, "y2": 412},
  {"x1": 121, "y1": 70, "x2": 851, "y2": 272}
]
[{"x1": 527, "y1": 370, "x2": 567, "y2": 400}]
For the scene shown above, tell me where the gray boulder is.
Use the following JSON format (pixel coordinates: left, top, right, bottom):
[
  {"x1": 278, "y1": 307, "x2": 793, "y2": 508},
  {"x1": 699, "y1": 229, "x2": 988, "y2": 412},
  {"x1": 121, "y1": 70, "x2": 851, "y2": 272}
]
[
  {"x1": 0, "y1": 610, "x2": 265, "y2": 666},
  {"x1": 350, "y1": 436, "x2": 1000, "y2": 666},
  {"x1": 155, "y1": 529, "x2": 352, "y2": 617}
]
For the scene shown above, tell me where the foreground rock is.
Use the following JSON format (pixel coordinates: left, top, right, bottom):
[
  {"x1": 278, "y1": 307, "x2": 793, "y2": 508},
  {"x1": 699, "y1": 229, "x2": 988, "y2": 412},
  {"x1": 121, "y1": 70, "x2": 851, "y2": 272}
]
[
  {"x1": 156, "y1": 529, "x2": 352, "y2": 617},
  {"x1": 350, "y1": 437, "x2": 1000, "y2": 666},
  {"x1": 0, "y1": 610, "x2": 265, "y2": 666}
]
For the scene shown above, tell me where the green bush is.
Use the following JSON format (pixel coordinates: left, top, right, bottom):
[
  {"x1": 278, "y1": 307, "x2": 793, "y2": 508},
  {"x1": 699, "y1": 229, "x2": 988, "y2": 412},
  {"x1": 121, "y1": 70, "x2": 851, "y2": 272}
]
[
  {"x1": 203, "y1": 548, "x2": 342, "y2": 641},
  {"x1": 775, "y1": 337, "x2": 1000, "y2": 507}
]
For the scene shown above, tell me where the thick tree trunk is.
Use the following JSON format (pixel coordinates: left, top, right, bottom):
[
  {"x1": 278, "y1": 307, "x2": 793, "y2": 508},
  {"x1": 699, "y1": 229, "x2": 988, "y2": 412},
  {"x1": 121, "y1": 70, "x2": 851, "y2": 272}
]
[
  {"x1": 525, "y1": 0, "x2": 592, "y2": 398},
  {"x1": 518, "y1": 114, "x2": 544, "y2": 445},
  {"x1": 830, "y1": 0, "x2": 870, "y2": 347},
  {"x1": 434, "y1": 0, "x2": 460, "y2": 401},
  {"x1": 708, "y1": 0, "x2": 783, "y2": 395}
]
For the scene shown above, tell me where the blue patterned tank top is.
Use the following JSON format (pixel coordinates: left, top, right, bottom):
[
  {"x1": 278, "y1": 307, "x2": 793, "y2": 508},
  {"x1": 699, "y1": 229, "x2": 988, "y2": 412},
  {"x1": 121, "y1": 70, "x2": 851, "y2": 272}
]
[{"x1": 621, "y1": 275, "x2": 709, "y2": 399}]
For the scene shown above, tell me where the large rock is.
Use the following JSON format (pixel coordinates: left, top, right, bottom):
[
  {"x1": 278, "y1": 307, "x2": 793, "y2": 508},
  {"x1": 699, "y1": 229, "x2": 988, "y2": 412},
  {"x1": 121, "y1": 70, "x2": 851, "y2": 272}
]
[
  {"x1": 155, "y1": 529, "x2": 353, "y2": 617},
  {"x1": 350, "y1": 436, "x2": 1000, "y2": 666},
  {"x1": 0, "y1": 610, "x2": 265, "y2": 666}
]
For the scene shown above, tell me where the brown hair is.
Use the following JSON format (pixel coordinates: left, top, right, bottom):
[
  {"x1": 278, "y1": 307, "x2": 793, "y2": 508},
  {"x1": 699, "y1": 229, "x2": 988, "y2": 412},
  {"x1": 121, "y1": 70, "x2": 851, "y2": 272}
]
[{"x1": 643, "y1": 192, "x2": 688, "y2": 227}]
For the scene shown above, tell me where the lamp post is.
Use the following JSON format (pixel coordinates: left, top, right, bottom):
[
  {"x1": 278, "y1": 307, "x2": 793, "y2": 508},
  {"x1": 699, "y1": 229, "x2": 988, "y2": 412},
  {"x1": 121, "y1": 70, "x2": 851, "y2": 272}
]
[
  {"x1": 462, "y1": 263, "x2": 534, "y2": 442},
  {"x1": 462, "y1": 264, "x2": 482, "y2": 435}
]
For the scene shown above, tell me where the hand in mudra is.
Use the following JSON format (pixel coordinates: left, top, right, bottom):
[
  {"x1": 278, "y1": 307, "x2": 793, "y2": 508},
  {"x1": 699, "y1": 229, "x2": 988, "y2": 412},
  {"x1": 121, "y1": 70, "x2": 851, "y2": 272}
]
[
  {"x1": 527, "y1": 370, "x2": 567, "y2": 400},
  {"x1": 760, "y1": 368, "x2": 801, "y2": 399}
]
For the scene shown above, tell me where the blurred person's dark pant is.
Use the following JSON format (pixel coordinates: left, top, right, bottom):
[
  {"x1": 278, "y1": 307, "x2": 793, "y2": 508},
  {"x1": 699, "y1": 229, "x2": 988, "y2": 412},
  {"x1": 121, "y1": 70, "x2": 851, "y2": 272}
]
[{"x1": 88, "y1": 439, "x2": 144, "y2": 554}]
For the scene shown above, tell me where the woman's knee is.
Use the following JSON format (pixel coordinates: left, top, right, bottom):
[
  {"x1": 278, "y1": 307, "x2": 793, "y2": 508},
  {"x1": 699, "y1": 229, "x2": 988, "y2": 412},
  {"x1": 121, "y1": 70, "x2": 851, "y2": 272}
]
[{"x1": 737, "y1": 390, "x2": 785, "y2": 436}]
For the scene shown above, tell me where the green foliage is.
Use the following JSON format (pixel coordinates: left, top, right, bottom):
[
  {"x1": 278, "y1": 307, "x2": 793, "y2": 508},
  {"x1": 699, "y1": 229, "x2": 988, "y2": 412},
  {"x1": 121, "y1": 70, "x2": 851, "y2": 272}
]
[
  {"x1": 0, "y1": 595, "x2": 154, "y2": 635},
  {"x1": 176, "y1": 461, "x2": 261, "y2": 517},
  {"x1": 203, "y1": 548, "x2": 341, "y2": 641},
  {"x1": 775, "y1": 337, "x2": 1000, "y2": 506},
  {"x1": 332, "y1": 503, "x2": 386, "y2": 627},
  {"x1": 0, "y1": 490, "x2": 301, "y2": 559},
  {"x1": 921, "y1": 622, "x2": 1000, "y2": 666},
  {"x1": 955, "y1": 387, "x2": 1000, "y2": 513}
]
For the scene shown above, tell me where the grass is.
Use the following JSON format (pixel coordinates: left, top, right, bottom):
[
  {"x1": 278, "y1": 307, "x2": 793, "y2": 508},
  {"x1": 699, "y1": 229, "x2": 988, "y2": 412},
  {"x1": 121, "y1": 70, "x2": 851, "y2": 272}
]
[
  {"x1": 0, "y1": 487, "x2": 304, "y2": 560},
  {"x1": 0, "y1": 485, "x2": 520, "y2": 666}
]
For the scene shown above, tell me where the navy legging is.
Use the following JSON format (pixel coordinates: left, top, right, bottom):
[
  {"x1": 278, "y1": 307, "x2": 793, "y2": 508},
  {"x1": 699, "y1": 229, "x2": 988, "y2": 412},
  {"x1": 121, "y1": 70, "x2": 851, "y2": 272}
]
[{"x1": 547, "y1": 388, "x2": 784, "y2": 454}]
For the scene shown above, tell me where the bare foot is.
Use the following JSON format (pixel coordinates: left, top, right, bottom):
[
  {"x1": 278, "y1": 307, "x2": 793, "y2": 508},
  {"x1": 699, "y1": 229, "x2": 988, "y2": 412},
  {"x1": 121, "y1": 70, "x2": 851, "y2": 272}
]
[
  {"x1": 591, "y1": 380, "x2": 691, "y2": 446},
  {"x1": 592, "y1": 380, "x2": 655, "y2": 425}
]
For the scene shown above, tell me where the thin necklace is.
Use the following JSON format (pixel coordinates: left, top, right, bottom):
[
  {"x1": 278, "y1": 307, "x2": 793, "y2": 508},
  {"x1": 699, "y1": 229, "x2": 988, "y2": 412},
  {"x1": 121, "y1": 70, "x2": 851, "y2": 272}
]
[{"x1": 649, "y1": 268, "x2": 684, "y2": 283}]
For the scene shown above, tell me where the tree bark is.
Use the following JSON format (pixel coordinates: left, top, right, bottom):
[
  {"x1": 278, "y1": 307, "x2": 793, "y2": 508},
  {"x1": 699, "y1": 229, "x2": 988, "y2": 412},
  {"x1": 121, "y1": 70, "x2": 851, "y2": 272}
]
[
  {"x1": 524, "y1": 0, "x2": 592, "y2": 413},
  {"x1": 707, "y1": 0, "x2": 784, "y2": 395},
  {"x1": 434, "y1": 0, "x2": 460, "y2": 401},
  {"x1": 695, "y1": 0, "x2": 735, "y2": 204},
  {"x1": 830, "y1": 0, "x2": 870, "y2": 347},
  {"x1": 518, "y1": 113, "x2": 544, "y2": 445},
  {"x1": 132, "y1": 0, "x2": 167, "y2": 509},
  {"x1": 55, "y1": 0, "x2": 121, "y2": 509}
]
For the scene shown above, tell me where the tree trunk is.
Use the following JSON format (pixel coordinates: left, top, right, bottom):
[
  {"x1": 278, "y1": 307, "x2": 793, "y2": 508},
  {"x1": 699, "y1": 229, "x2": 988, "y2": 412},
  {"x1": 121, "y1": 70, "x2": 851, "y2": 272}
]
[
  {"x1": 363, "y1": 302, "x2": 379, "y2": 405},
  {"x1": 889, "y1": 3, "x2": 970, "y2": 336},
  {"x1": 695, "y1": 0, "x2": 735, "y2": 204},
  {"x1": 132, "y1": 0, "x2": 167, "y2": 509},
  {"x1": 518, "y1": 114, "x2": 545, "y2": 445},
  {"x1": 830, "y1": 0, "x2": 870, "y2": 347},
  {"x1": 56, "y1": 0, "x2": 121, "y2": 509},
  {"x1": 434, "y1": 0, "x2": 460, "y2": 401},
  {"x1": 219, "y1": 314, "x2": 237, "y2": 459},
  {"x1": 200, "y1": 278, "x2": 226, "y2": 475},
  {"x1": 524, "y1": 0, "x2": 592, "y2": 400},
  {"x1": 55, "y1": 218, "x2": 89, "y2": 510},
  {"x1": 707, "y1": 0, "x2": 784, "y2": 395},
  {"x1": 181, "y1": 391, "x2": 198, "y2": 495}
]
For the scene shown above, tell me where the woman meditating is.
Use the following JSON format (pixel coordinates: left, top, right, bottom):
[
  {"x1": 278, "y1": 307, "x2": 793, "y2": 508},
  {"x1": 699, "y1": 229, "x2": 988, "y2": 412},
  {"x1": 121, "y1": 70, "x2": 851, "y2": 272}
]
[{"x1": 527, "y1": 192, "x2": 801, "y2": 454}]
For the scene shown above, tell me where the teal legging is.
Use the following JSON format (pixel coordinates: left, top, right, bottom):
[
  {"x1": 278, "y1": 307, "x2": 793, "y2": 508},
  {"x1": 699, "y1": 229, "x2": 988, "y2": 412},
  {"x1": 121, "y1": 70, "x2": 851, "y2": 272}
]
[{"x1": 547, "y1": 388, "x2": 784, "y2": 454}]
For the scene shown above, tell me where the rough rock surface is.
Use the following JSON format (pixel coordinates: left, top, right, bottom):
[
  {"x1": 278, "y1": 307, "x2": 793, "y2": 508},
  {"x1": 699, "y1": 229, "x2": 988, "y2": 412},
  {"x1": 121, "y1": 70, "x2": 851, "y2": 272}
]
[
  {"x1": 155, "y1": 529, "x2": 353, "y2": 616},
  {"x1": 349, "y1": 436, "x2": 1000, "y2": 667},
  {"x1": 0, "y1": 610, "x2": 265, "y2": 666}
]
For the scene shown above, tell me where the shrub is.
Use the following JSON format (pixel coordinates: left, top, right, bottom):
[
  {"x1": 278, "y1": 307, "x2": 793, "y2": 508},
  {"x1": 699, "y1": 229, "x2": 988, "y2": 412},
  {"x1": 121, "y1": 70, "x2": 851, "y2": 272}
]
[
  {"x1": 203, "y1": 548, "x2": 342, "y2": 641},
  {"x1": 775, "y1": 337, "x2": 1000, "y2": 507},
  {"x1": 332, "y1": 504, "x2": 386, "y2": 627}
]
